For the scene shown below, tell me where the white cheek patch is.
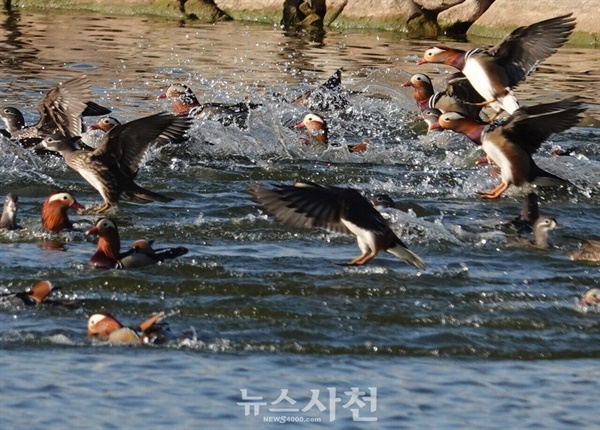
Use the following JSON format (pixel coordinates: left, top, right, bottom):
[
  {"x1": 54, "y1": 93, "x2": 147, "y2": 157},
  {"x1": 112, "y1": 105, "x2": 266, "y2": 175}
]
[
  {"x1": 305, "y1": 114, "x2": 324, "y2": 124},
  {"x1": 49, "y1": 193, "x2": 70, "y2": 203},
  {"x1": 427, "y1": 47, "x2": 446, "y2": 57},
  {"x1": 88, "y1": 314, "x2": 106, "y2": 329}
]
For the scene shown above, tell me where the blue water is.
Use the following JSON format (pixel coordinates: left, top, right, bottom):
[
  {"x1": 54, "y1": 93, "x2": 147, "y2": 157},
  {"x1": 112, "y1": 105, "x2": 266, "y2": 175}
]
[{"x1": 0, "y1": 10, "x2": 599, "y2": 429}]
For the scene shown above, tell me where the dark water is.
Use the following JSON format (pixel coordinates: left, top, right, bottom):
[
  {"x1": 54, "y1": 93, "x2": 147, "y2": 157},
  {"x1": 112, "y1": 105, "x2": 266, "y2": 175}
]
[{"x1": 0, "y1": 10, "x2": 599, "y2": 429}]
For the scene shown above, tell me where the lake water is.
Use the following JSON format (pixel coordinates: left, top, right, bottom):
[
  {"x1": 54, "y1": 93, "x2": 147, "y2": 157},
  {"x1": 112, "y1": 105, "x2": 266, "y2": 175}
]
[{"x1": 0, "y1": 10, "x2": 599, "y2": 429}]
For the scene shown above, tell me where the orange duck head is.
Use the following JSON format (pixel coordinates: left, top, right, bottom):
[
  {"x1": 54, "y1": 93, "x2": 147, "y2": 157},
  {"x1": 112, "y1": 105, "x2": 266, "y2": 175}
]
[{"x1": 42, "y1": 192, "x2": 84, "y2": 232}]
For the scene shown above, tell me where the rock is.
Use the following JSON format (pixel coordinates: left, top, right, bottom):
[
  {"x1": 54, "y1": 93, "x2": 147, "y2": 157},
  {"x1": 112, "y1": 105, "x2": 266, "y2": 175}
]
[
  {"x1": 439, "y1": 0, "x2": 495, "y2": 34},
  {"x1": 473, "y1": 0, "x2": 599, "y2": 34}
]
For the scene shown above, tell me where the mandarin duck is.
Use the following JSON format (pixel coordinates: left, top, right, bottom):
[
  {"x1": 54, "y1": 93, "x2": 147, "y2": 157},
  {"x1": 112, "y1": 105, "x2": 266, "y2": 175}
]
[
  {"x1": 438, "y1": 97, "x2": 585, "y2": 199},
  {"x1": 402, "y1": 73, "x2": 484, "y2": 119},
  {"x1": 88, "y1": 116, "x2": 121, "y2": 133},
  {"x1": 0, "y1": 193, "x2": 20, "y2": 230},
  {"x1": 85, "y1": 218, "x2": 188, "y2": 269},
  {"x1": 420, "y1": 108, "x2": 442, "y2": 133},
  {"x1": 157, "y1": 83, "x2": 260, "y2": 128},
  {"x1": 0, "y1": 75, "x2": 109, "y2": 148},
  {"x1": 578, "y1": 288, "x2": 600, "y2": 308},
  {"x1": 507, "y1": 216, "x2": 559, "y2": 249},
  {"x1": 38, "y1": 112, "x2": 191, "y2": 213},
  {"x1": 419, "y1": 14, "x2": 576, "y2": 116},
  {"x1": 0, "y1": 280, "x2": 58, "y2": 306},
  {"x1": 87, "y1": 311, "x2": 168, "y2": 344},
  {"x1": 41, "y1": 192, "x2": 85, "y2": 232},
  {"x1": 295, "y1": 113, "x2": 368, "y2": 152},
  {"x1": 248, "y1": 181, "x2": 426, "y2": 268},
  {"x1": 568, "y1": 240, "x2": 600, "y2": 263}
]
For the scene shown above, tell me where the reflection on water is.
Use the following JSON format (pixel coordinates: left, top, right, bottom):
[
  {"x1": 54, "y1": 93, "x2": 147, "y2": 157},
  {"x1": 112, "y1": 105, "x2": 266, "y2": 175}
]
[{"x1": 0, "y1": 10, "x2": 599, "y2": 429}]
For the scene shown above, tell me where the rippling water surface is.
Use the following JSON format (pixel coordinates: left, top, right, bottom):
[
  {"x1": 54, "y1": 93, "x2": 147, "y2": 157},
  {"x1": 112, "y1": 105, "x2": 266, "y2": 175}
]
[{"x1": 0, "y1": 10, "x2": 599, "y2": 429}]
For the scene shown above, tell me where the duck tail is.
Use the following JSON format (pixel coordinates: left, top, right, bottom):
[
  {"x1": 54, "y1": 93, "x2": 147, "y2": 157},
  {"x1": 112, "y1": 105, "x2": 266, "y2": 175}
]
[
  {"x1": 123, "y1": 184, "x2": 174, "y2": 203},
  {"x1": 155, "y1": 247, "x2": 189, "y2": 262},
  {"x1": 387, "y1": 239, "x2": 426, "y2": 269}
]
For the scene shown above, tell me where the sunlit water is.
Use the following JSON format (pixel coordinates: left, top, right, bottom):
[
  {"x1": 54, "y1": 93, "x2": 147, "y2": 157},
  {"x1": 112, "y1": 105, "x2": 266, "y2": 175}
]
[{"x1": 0, "y1": 10, "x2": 599, "y2": 429}]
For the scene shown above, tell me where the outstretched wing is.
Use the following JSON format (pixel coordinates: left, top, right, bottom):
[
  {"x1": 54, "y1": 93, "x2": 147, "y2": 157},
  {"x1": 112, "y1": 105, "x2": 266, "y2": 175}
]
[
  {"x1": 94, "y1": 112, "x2": 191, "y2": 178},
  {"x1": 35, "y1": 75, "x2": 91, "y2": 138},
  {"x1": 489, "y1": 14, "x2": 576, "y2": 86},
  {"x1": 498, "y1": 97, "x2": 585, "y2": 154}
]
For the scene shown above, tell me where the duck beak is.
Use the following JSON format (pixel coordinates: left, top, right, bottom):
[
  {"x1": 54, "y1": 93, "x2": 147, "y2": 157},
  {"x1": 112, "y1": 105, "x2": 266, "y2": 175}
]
[
  {"x1": 157, "y1": 92, "x2": 167, "y2": 100},
  {"x1": 85, "y1": 226, "x2": 99, "y2": 236},
  {"x1": 72, "y1": 201, "x2": 85, "y2": 210},
  {"x1": 88, "y1": 123, "x2": 100, "y2": 130},
  {"x1": 295, "y1": 121, "x2": 306, "y2": 128},
  {"x1": 401, "y1": 80, "x2": 412, "y2": 87},
  {"x1": 417, "y1": 58, "x2": 427, "y2": 65}
]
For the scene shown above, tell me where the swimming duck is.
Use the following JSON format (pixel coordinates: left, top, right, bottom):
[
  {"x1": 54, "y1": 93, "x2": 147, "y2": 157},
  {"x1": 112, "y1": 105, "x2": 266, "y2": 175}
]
[
  {"x1": 0, "y1": 75, "x2": 109, "y2": 147},
  {"x1": 41, "y1": 192, "x2": 85, "y2": 232},
  {"x1": 418, "y1": 14, "x2": 576, "y2": 115},
  {"x1": 157, "y1": 83, "x2": 260, "y2": 128},
  {"x1": 568, "y1": 240, "x2": 600, "y2": 263},
  {"x1": 0, "y1": 193, "x2": 19, "y2": 230},
  {"x1": 578, "y1": 288, "x2": 600, "y2": 308},
  {"x1": 438, "y1": 97, "x2": 585, "y2": 199},
  {"x1": 85, "y1": 218, "x2": 188, "y2": 269},
  {"x1": 248, "y1": 181, "x2": 426, "y2": 268},
  {"x1": 295, "y1": 113, "x2": 328, "y2": 145},
  {"x1": 295, "y1": 113, "x2": 368, "y2": 152},
  {"x1": 37, "y1": 112, "x2": 192, "y2": 213},
  {"x1": 120, "y1": 239, "x2": 189, "y2": 269},
  {"x1": 87, "y1": 311, "x2": 168, "y2": 344},
  {"x1": 507, "y1": 216, "x2": 559, "y2": 249},
  {"x1": 0, "y1": 280, "x2": 58, "y2": 306}
]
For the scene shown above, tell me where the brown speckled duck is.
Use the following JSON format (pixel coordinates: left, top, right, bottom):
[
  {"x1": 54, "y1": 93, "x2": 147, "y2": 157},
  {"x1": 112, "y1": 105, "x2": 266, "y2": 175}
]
[
  {"x1": 568, "y1": 240, "x2": 600, "y2": 263},
  {"x1": 38, "y1": 112, "x2": 191, "y2": 213},
  {"x1": 0, "y1": 76, "x2": 110, "y2": 148},
  {"x1": 0, "y1": 193, "x2": 19, "y2": 230}
]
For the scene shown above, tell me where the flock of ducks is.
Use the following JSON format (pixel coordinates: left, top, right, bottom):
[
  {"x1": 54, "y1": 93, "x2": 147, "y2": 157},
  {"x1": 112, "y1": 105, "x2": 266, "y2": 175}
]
[{"x1": 1, "y1": 13, "x2": 599, "y2": 343}]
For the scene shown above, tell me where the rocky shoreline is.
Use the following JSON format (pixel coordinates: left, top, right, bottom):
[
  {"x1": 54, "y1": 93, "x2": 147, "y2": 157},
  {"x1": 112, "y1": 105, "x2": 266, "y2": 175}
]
[{"x1": 8, "y1": 0, "x2": 600, "y2": 42}]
